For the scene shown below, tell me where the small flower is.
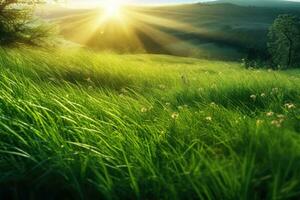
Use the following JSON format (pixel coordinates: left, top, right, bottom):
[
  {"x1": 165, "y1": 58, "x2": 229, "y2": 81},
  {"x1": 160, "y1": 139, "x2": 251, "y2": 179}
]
[
  {"x1": 277, "y1": 114, "x2": 285, "y2": 118},
  {"x1": 121, "y1": 88, "x2": 128, "y2": 94},
  {"x1": 198, "y1": 88, "x2": 204, "y2": 92},
  {"x1": 256, "y1": 119, "x2": 264, "y2": 126},
  {"x1": 250, "y1": 95, "x2": 257, "y2": 100},
  {"x1": 141, "y1": 107, "x2": 148, "y2": 113},
  {"x1": 178, "y1": 106, "x2": 183, "y2": 110},
  {"x1": 159, "y1": 84, "x2": 166, "y2": 90},
  {"x1": 271, "y1": 120, "x2": 282, "y2": 128},
  {"x1": 210, "y1": 102, "x2": 216, "y2": 106},
  {"x1": 266, "y1": 111, "x2": 274, "y2": 117},
  {"x1": 284, "y1": 103, "x2": 296, "y2": 109},
  {"x1": 86, "y1": 77, "x2": 92, "y2": 82},
  {"x1": 211, "y1": 84, "x2": 217, "y2": 89},
  {"x1": 171, "y1": 112, "x2": 179, "y2": 119},
  {"x1": 158, "y1": 131, "x2": 166, "y2": 140},
  {"x1": 271, "y1": 88, "x2": 279, "y2": 94},
  {"x1": 205, "y1": 116, "x2": 212, "y2": 121},
  {"x1": 165, "y1": 102, "x2": 171, "y2": 107},
  {"x1": 261, "y1": 93, "x2": 266, "y2": 97}
]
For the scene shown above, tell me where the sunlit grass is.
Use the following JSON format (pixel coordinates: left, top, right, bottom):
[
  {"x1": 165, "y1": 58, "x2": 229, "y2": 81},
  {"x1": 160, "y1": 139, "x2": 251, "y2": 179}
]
[{"x1": 0, "y1": 47, "x2": 300, "y2": 199}]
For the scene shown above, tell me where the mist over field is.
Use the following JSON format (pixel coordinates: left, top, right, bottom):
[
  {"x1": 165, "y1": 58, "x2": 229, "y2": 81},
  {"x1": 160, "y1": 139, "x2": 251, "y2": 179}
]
[{"x1": 0, "y1": 0, "x2": 300, "y2": 199}]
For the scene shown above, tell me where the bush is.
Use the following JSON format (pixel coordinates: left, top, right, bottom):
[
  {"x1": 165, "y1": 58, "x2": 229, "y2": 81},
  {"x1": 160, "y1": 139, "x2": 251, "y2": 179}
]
[{"x1": 0, "y1": 0, "x2": 56, "y2": 46}]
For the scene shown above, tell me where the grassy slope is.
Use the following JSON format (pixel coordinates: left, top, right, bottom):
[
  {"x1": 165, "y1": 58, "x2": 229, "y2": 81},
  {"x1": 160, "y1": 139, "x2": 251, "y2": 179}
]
[{"x1": 0, "y1": 47, "x2": 300, "y2": 199}]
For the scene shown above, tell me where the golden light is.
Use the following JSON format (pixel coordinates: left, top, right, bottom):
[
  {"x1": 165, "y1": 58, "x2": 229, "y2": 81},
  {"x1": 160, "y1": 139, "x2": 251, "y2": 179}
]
[{"x1": 103, "y1": 1, "x2": 123, "y2": 19}]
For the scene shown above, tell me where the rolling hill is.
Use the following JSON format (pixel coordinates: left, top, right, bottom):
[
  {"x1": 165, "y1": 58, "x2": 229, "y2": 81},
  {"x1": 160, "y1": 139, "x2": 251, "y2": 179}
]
[
  {"x1": 43, "y1": 3, "x2": 300, "y2": 60},
  {"x1": 213, "y1": 0, "x2": 300, "y2": 8}
]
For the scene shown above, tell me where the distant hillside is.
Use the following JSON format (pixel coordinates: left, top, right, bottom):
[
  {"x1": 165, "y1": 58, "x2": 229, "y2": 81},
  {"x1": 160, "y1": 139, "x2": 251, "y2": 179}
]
[
  {"x1": 211, "y1": 0, "x2": 300, "y2": 8},
  {"x1": 45, "y1": 3, "x2": 300, "y2": 60}
]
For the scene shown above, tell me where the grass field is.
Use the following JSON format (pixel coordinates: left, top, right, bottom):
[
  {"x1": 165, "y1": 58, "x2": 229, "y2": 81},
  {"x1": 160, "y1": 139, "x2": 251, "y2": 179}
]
[{"x1": 0, "y1": 47, "x2": 299, "y2": 199}]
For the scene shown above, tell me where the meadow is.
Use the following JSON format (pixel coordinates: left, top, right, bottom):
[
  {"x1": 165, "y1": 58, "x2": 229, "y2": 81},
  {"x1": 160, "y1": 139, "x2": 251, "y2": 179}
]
[{"x1": 0, "y1": 47, "x2": 299, "y2": 199}]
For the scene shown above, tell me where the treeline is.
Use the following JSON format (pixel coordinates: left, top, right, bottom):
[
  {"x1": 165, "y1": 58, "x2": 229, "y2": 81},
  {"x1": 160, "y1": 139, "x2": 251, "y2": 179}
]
[{"x1": 243, "y1": 14, "x2": 300, "y2": 70}]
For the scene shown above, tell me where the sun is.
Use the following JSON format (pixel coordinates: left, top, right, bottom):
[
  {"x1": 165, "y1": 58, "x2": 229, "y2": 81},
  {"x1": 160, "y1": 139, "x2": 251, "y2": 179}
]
[{"x1": 103, "y1": 1, "x2": 122, "y2": 19}]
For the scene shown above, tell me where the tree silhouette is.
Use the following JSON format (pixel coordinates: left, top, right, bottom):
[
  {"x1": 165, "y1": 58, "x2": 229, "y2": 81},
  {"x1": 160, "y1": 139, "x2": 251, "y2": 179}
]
[
  {"x1": 0, "y1": 0, "x2": 55, "y2": 45},
  {"x1": 268, "y1": 14, "x2": 300, "y2": 69}
]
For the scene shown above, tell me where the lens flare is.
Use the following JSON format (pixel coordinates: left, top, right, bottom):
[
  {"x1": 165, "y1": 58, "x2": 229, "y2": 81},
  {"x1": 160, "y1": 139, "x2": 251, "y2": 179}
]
[{"x1": 104, "y1": 1, "x2": 122, "y2": 18}]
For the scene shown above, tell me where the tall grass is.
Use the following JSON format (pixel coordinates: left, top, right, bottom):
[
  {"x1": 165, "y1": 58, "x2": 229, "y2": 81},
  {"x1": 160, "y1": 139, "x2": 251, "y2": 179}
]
[{"x1": 0, "y1": 47, "x2": 299, "y2": 199}]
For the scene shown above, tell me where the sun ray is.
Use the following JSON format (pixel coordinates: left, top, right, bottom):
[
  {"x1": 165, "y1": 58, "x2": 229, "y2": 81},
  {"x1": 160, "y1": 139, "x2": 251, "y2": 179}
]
[
  {"x1": 53, "y1": 4, "x2": 209, "y2": 55},
  {"x1": 131, "y1": 19, "x2": 199, "y2": 55},
  {"x1": 127, "y1": 9, "x2": 208, "y2": 34}
]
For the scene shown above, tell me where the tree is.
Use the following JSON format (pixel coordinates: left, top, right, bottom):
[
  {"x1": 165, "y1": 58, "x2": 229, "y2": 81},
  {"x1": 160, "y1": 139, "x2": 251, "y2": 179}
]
[
  {"x1": 0, "y1": 0, "x2": 56, "y2": 45},
  {"x1": 268, "y1": 14, "x2": 300, "y2": 69}
]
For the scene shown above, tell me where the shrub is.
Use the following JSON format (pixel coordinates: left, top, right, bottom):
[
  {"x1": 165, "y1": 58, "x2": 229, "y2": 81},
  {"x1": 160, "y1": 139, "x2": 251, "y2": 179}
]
[{"x1": 0, "y1": 0, "x2": 57, "y2": 46}]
